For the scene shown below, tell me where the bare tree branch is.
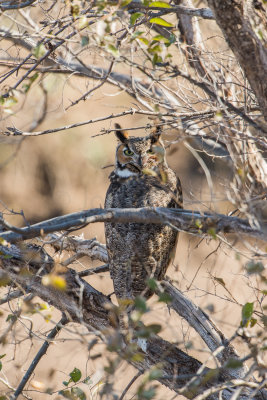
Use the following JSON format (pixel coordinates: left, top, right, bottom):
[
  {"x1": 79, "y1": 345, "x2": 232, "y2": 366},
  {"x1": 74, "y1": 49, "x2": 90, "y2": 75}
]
[
  {"x1": 0, "y1": 0, "x2": 37, "y2": 10},
  {"x1": 1, "y1": 207, "x2": 265, "y2": 244}
]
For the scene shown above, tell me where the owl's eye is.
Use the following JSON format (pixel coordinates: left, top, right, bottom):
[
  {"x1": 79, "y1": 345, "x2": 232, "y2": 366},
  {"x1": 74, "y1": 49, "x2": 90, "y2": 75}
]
[
  {"x1": 147, "y1": 149, "x2": 154, "y2": 154},
  {"x1": 124, "y1": 148, "x2": 134, "y2": 156}
]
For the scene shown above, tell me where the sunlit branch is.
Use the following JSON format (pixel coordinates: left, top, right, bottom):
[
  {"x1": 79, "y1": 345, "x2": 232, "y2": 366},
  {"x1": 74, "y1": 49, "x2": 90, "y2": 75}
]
[{"x1": 0, "y1": 207, "x2": 265, "y2": 243}]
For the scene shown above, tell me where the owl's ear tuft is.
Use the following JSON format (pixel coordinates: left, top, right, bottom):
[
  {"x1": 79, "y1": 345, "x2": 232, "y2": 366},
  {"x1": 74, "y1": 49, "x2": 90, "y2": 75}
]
[
  {"x1": 150, "y1": 126, "x2": 162, "y2": 144},
  {"x1": 115, "y1": 123, "x2": 129, "y2": 143}
]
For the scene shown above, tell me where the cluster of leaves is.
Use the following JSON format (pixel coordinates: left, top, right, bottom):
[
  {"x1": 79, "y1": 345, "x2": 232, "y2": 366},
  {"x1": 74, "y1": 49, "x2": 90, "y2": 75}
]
[
  {"x1": 60, "y1": 367, "x2": 91, "y2": 400},
  {"x1": 242, "y1": 260, "x2": 267, "y2": 328}
]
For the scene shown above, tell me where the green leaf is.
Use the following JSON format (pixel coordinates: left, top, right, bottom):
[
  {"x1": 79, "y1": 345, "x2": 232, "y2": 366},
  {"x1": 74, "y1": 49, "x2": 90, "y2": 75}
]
[
  {"x1": 149, "y1": 1, "x2": 171, "y2": 7},
  {"x1": 81, "y1": 35, "x2": 89, "y2": 47},
  {"x1": 29, "y1": 72, "x2": 39, "y2": 83},
  {"x1": 152, "y1": 53, "x2": 163, "y2": 66},
  {"x1": 169, "y1": 33, "x2": 176, "y2": 44},
  {"x1": 241, "y1": 302, "x2": 254, "y2": 327},
  {"x1": 148, "y1": 368, "x2": 163, "y2": 380},
  {"x1": 185, "y1": 341, "x2": 193, "y2": 349},
  {"x1": 208, "y1": 227, "x2": 217, "y2": 239},
  {"x1": 146, "y1": 278, "x2": 158, "y2": 291},
  {"x1": 32, "y1": 43, "x2": 46, "y2": 59},
  {"x1": 59, "y1": 390, "x2": 72, "y2": 399},
  {"x1": 22, "y1": 84, "x2": 30, "y2": 93},
  {"x1": 130, "y1": 12, "x2": 144, "y2": 25},
  {"x1": 107, "y1": 44, "x2": 119, "y2": 57},
  {"x1": 62, "y1": 381, "x2": 69, "y2": 387},
  {"x1": 83, "y1": 376, "x2": 92, "y2": 384},
  {"x1": 245, "y1": 261, "x2": 264, "y2": 275},
  {"x1": 131, "y1": 352, "x2": 144, "y2": 362},
  {"x1": 23, "y1": 73, "x2": 39, "y2": 93},
  {"x1": 158, "y1": 291, "x2": 172, "y2": 303},
  {"x1": 121, "y1": 0, "x2": 133, "y2": 6},
  {"x1": 69, "y1": 367, "x2": 82, "y2": 383},
  {"x1": 134, "y1": 296, "x2": 148, "y2": 313},
  {"x1": 71, "y1": 387, "x2": 86, "y2": 400},
  {"x1": 0, "y1": 362, "x2": 2, "y2": 371},
  {"x1": 250, "y1": 318, "x2": 257, "y2": 327},
  {"x1": 195, "y1": 219, "x2": 202, "y2": 229},
  {"x1": 131, "y1": 31, "x2": 144, "y2": 41},
  {"x1": 149, "y1": 17, "x2": 173, "y2": 27},
  {"x1": 0, "y1": 355, "x2": 6, "y2": 360},
  {"x1": 138, "y1": 37, "x2": 149, "y2": 46},
  {"x1": 137, "y1": 386, "x2": 156, "y2": 399},
  {"x1": 148, "y1": 44, "x2": 162, "y2": 54},
  {"x1": 214, "y1": 277, "x2": 225, "y2": 287},
  {"x1": 6, "y1": 314, "x2": 16, "y2": 322},
  {"x1": 225, "y1": 358, "x2": 244, "y2": 369},
  {"x1": 152, "y1": 34, "x2": 170, "y2": 44},
  {"x1": 147, "y1": 324, "x2": 161, "y2": 334}
]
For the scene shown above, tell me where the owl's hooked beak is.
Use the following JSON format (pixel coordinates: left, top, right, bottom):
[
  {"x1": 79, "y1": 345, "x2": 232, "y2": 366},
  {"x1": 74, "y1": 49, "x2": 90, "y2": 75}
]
[{"x1": 125, "y1": 161, "x2": 142, "y2": 173}]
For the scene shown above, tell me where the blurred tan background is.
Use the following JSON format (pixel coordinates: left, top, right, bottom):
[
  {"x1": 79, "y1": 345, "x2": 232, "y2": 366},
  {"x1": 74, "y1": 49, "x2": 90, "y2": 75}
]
[{"x1": 0, "y1": 13, "x2": 264, "y2": 399}]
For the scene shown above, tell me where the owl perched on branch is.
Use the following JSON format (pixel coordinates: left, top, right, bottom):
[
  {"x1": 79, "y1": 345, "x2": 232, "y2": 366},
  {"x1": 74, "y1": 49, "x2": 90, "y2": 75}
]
[{"x1": 105, "y1": 124, "x2": 183, "y2": 301}]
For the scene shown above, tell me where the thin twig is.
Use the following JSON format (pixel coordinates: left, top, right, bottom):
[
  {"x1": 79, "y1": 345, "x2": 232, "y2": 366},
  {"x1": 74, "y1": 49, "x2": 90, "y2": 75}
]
[
  {"x1": 78, "y1": 264, "x2": 109, "y2": 277},
  {"x1": 4, "y1": 109, "x2": 206, "y2": 137},
  {"x1": 118, "y1": 371, "x2": 143, "y2": 400},
  {"x1": 0, "y1": 289, "x2": 23, "y2": 305},
  {"x1": 11, "y1": 315, "x2": 68, "y2": 400},
  {"x1": 66, "y1": 60, "x2": 114, "y2": 110}
]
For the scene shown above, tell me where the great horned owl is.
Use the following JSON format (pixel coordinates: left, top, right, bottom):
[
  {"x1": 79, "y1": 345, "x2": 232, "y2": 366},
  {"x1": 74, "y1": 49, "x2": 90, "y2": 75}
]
[{"x1": 105, "y1": 124, "x2": 183, "y2": 301}]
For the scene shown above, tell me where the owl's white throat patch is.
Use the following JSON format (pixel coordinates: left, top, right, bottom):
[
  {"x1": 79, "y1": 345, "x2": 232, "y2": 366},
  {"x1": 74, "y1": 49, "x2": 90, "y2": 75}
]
[{"x1": 116, "y1": 168, "x2": 138, "y2": 178}]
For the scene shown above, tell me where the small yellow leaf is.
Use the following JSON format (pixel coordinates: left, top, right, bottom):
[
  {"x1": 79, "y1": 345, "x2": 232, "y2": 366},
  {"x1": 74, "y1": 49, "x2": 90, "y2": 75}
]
[
  {"x1": 31, "y1": 380, "x2": 45, "y2": 390},
  {"x1": 131, "y1": 352, "x2": 145, "y2": 362},
  {"x1": 149, "y1": 1, "x2": 171, "y2": 8},
  {"x1": 3, "y1": 96, "x2": 18, "y2": 108},
  {"x1": 78, "y1": 15, "x2": 88, "y2": 30},
  {"x1": 149, "y1": 17, "x2": 173, "y2": 27},
  {"x1": 42, "y1": 274, "x2": 67, "y2": 291},
  {"x1": 32, "y1": 43, "x2": 46, "y2": 59}
]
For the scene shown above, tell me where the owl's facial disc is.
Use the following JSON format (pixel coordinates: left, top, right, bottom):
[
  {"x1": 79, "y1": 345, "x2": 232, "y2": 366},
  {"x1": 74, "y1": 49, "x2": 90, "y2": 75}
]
[
  {"x1": 115, "y1": 144, "x2": 141, "y2": 177},
  {"x1": 115, "y1": 135, "x2": 166, "y2": 178}
]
